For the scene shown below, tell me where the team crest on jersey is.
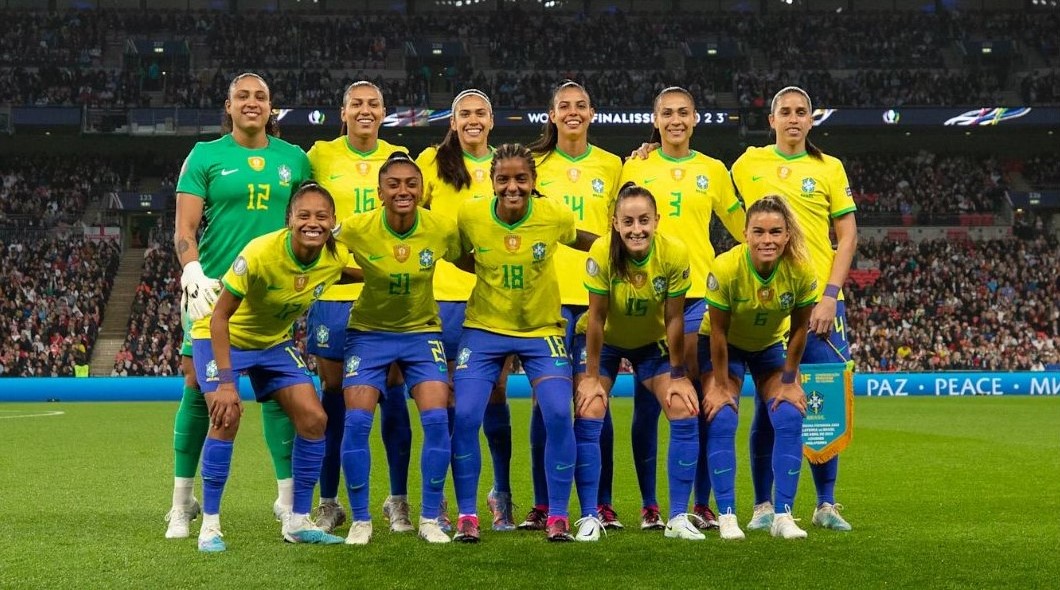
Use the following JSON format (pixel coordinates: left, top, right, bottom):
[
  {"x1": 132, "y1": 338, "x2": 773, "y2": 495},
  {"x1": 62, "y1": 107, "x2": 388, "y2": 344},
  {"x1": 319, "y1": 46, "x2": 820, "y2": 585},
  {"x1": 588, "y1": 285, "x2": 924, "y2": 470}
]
[
  {"x1": 474, "y1": 169, "x2": 487, "y2": 183},
  {"x1": 707, "y1": 273, "x2": 719, "y2": 291},
  {"x1": 801, "y1": 178, "x2": 817, "y2": 196},
  {"x1": 357, "y1": 162, "x2": 371, "y2": 176},
  {"x1": 779, "y1": 292, "x2": 794, "y2": 309},
  {"x1": 652, "y1": 276, "x2": 667, "y2": 295},
  {"x1": 294, "y1": 275, "x2": 309, "y2": 292},
  {"x1": 631, "y1": 272, "x2": 647, "y2": 288},
  {"x1": 205, "y1": 360, "x2": 219, "y2": 381},
  {"x1": 531, "y1": 241, "x2": 546, "y2": 262},
  {"x1": 345, "y1": 356, "x2": 361, "y2": 376},
  {"x1": 232, "y1": 255, "x2": 248, "y2": 276},
  {"x1": 313, "y1": 283, "x2": 325, "y2": 298},
  {"x1": 758, "y1": 287, "x2": 773, "y2": 302},
  {"x1": 505, "y1": 234, "x2": 521, "y2": 252},
  {"x1": 586, "y1": 257, "x2": 600, "y2": 277},
  {"x1": 419, "y1": 248, "x2": 435, "y2": 269},
  {"x1": 567, "y1": 168, "x2": 580, "y2": 183},
  {"x1": 579, "y1": 348, "x2": 587, "y2": 366},
  {"x1": 277, "y1": 165, "x2": 292, "y2": 187},
  {"x1": 248, "y1": 156, "x2": 266, "y2": 172},
  {"x1": 315, "y1": 325, "x2": 330, "y2": 347},
  {"x1": 682, "y1": 267, "x2": 691, "y2": 280},
  {"x1": 592, "y1": 178, "x2": 605, "y2": 194},
  {"x1": 807, "y1": 390, "x2": 825, "y2": 415},
  {"x1": 671, "y1": 168, "x2": 685, "y2": 181},
  {"x1": 394, "y1": 244, "x2": 411, "y2": 263},
  {"x1": 456, "y1": 347, "x2": 472, "y2": 369},
  {"x1": 777, "y1": 166, "x2": 791, "y2": 180},
  {"x1": 696, "y1": 175, "x2": 709, "y2": 191}
]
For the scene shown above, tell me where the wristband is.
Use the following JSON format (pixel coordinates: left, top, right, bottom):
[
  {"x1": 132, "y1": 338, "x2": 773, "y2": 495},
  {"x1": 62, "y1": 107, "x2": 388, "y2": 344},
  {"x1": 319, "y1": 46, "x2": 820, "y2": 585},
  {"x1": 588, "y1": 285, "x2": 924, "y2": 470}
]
[
  {"x1": 781, "y1": 370, "x2": 797, "y2": 384},
  {"x1": 217, "y1": 368, "x2": 235, "y2": 384},
  {"x1": 823, "y1": 284, "x2": 841, "y2": 299},
  {"x1": 670, "y1": 366, "x2": 688, "y2": 379}
]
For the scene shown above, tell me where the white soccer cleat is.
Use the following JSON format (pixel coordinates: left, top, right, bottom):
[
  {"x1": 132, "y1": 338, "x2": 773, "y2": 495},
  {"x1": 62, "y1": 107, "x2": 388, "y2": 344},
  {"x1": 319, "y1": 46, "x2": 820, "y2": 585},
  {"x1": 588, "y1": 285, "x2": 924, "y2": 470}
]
[
  {"x1": 771, "y1": 512, "x2": 808, "y2": 539},
  {"x1": 345, "y1": 520, "x2": 373, "y2": 545},
  {"x1": 718, "y1": 511, "x2": 746, "y2": 541},
  {"x1": 664, "y1": 514, "x2": 706, "y2": 541},
  {"x1": 418, "y1": 517, "x2": 452, "y2": 544},
  {"x1": 164, "y1": 497, "x2": 201, "y2": 539},
  {"x1": 197, "y1": 522, "x2": 226, "y2": 553},
  {"x1": 314, "y1": 500, "x2": 347, "y2": 533},
  {"x1": 747, "y1": 501, "x2": 775, "y2": 531},
  {"x1": 812, "y1": 503, "x2": 852, "y2": 531},
  {"x1": 382, "y1": 495, "x2": 414, "y2": 533},
  {"x1": 273, "y1": 499, "x2": 291, "y2": 522},
  {"x1": 574, "y1": 515, "x2": 605, "y2": 542}
]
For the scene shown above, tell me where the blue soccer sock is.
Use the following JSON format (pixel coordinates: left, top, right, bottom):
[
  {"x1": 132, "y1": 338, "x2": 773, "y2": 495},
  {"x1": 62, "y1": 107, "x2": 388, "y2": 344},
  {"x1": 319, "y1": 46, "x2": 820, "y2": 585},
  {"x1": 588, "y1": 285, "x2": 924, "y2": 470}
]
[
  {"x1": 811, "y1": 455, "x2": 839, "y2": 506},
  {"x1": 537, "y1": 378, "x2": 576, "y2": 519},
  {"x1": 318, "y1": 388, "x2": 345, "y2": 499},
  {"x1": 530, "y1": 402, "x2": 548, "y2": 508},
  {"x1": 341, "y1": 408, "x2": 374, "y2": 522},
  {"x1": 769, "y1": 401, "x2": 804, "y2": 511},
  {"x1": 380, "y1": 382, "x2": 411, "y2": 497},
  {"x1": 419, "y1": 408, "x2": 450, "y2": 520},
  {"x1": 667, "y1": 417, "x2": 698, "y2": 518},
  {"x1": 706, "y1": 405, "x2": 738, "y2": 514},
  {"x1": 749, "y1": 395, "x2": 775, "y2": 505},
  {"x1": 200, "y1": 437, "x2": 234, "y2": 515},
  {"x1": 573, "y1": 417, "x2": 603, "y2": 518},
  {"x1": 452, "y1": 378, "x2": 491, "y2": 515},
  {"x1": 597, "y1": 406, "x2": 614, "y2": 506},
  {"x1": 631, "y1": 380, "x2": 661, "y2": 508},
  {"x1": 483, "y1": 402, "x2": 512, "y2": 494},
  {"x1": 292, "y1": 434, "x2": 325, "y2": 515},
  {"x1": 692, "y1": 380, "x2": 712, "y2": 507}
]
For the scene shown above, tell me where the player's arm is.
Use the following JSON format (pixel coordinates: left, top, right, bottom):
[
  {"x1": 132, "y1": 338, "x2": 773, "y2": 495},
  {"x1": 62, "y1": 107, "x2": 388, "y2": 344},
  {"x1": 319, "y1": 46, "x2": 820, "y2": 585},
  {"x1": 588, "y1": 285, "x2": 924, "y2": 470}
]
[
  {"x1": 569, "y1": 230, "x2": 599, "y2": 252},
  {"x1": 773, "y1": 303, "x2": 813, "y2": 414},
  {"x1": 575, "y1": 291, "x2": 609, "y2": 415},
  {"x1": 810, "y1": 212, "x2": 858, "y2": 337},
  {"x1": 453, "y1": 252, "x2": 476, "y2": 274},
  {"x1": 207, "y1": 288, "x2": 244, "y2": 429},
  {"x1": 704, "y1": 304, "x2": 737, "y2": 419},
  {"x1": 338, "y1": 267, "x2": 364, "y2": 283},
  {"x1": 716, "y1": 169, "x2": 747, "y2": 243},
  {"x1": 664, "y1": 294, "x2": 698, "y2": 415},
  {"x1": 176, "y1": 192, "x2": 221, "y2": 320}
]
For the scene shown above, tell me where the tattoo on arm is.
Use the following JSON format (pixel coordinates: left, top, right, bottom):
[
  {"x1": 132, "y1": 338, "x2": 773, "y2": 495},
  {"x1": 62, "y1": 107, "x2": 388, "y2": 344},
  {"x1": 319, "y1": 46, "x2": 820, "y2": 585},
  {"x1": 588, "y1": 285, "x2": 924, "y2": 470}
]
[{"x1": 177, "y1": 239, "x2": 190, "y2": 256}]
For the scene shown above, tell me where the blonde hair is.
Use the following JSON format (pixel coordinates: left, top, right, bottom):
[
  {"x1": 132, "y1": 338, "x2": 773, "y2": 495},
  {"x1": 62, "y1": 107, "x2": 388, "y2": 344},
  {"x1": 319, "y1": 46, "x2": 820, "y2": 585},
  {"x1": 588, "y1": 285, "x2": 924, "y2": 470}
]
[{"x1": 747, "y1": 195, "x2": 809, "y2": 267}]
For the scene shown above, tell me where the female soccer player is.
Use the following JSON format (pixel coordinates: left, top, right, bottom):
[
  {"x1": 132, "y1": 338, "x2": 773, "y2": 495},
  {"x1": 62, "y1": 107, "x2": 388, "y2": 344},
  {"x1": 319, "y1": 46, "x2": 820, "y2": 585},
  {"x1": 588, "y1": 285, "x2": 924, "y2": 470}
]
[
  {"x1": 333, "y1": 153, "x2": 471, "y2": 546},
  {"x1": 167, "y1": 72, "x2": 311, "y2": 540},
  {"x1": 192, "y1": 183, "x2": 349, "y2": 552},
  {"x1": 450, "y1": 143, "x2": 597, "y2": 543},
  {"x1": 306, "y1": 81, "x2": 415, "y2": 534},
  {"x1": 524, "y1": 80, "x2": 623, "y2": 530},
  {"x1": 700, "y1": 195, "x2": 817, "y2": 540},
  {"x1": 574, "y1": 182, "x2": 702, "y2": 542},
  {"x1": 730, "y1": 86, "x2": 857, "y2": 533},
  {"x1": 619, "y1": 86, "x2": 744, "y2": 530},
  {"x1": 416, "y1": 89, "x2": 511, "y2": 530}
]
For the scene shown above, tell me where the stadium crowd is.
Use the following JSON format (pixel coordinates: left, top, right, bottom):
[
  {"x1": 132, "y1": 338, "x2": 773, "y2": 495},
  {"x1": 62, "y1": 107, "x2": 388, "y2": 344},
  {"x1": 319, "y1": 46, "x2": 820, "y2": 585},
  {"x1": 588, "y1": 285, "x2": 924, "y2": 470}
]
[
  {"x1": 116, "y1": 241, "x2": 182, "y2": 377},
  {"x1": 0, "y1": 156, "x2": 130, "y2": 229}
]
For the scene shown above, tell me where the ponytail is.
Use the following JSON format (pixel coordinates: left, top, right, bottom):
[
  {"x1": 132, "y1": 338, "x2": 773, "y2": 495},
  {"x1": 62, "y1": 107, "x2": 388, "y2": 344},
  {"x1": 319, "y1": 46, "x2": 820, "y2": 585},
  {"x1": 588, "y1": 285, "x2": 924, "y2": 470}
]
[{"x1": 770, "y1": 85, "x2": 823, "y2": 161}]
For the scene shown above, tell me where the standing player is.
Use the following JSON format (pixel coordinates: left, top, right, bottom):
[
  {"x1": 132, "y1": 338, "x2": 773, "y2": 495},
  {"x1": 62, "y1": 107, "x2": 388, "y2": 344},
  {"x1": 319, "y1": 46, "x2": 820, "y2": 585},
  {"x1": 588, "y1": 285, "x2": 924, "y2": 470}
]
[
  {"x1": 166, "y1": 72, "x2": 311, "y2": 540},
  {"x1": 730, "y1": 86, "x2": 857, "y2": 532},
  {"x1": 192, "y1": 183, "x2": 348, "y2": 552},
  {"x1": 574, "y1": 182, "x2": 702, "y2": 542},
  {"x1": 306, "y1": 81, "x2": 415, "y2": 533},
  {"x1": 700, "y1": 196, "x2": 818, "y2": 541},
  {"x1": 333, "y1": 154, "x2": 471, "y2": 545},
  {"x1": 619, "y1": 86, "x2": 744, "y2": 530},
  {"x1": 525, "y1": 80, "x2": 623, "y2": 530},
  {"x1": 450, "y1": 144, "x2": 597, "y2": 542}
]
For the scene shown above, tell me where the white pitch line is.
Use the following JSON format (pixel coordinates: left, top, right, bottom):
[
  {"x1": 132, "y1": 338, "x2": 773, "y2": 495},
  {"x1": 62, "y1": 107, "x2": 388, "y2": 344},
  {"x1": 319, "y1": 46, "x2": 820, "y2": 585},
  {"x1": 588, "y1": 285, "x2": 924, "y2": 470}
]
[{"x1": 0, "y1": 410, "x2": 66, "y2": 419}]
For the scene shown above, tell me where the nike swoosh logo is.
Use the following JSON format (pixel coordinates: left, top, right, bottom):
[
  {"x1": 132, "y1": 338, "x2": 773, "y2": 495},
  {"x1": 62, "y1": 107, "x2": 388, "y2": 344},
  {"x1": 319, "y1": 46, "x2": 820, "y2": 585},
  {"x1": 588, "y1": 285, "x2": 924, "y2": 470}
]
[
  {"x1": 787, "y1": 468, "x2": 801, "y2": 476},
  {"x1": 540, "y1": 180, "x2": 554, "y2": 186},
  {"x1": 643, "y1": 177, "x2": 656, "y2": 183},
  {"x1": 556, "y1": 463, "x2": 576, "y2": 471},
  {"x1": 368, "y1": 254, "x2": 385, "y2": 261},
  {"x1": 329, "y1": 174, "x2": 343, "y2": 180},
  {"x1": 554, "y1": 360, "x2": 569, "y2": 367},
  {"x1": 438, "y1": 366, "x2": 448, "y2": 372},
  {"x1": 713, "y1": 467, "x2": 733, "y2": 475},
  {"x1": 455, "y1": 453, "x2": 472, "y2": 460},
  {"x1": 751, "y1": 175, "x2": 763, "y2": 182},
  {"x1": 733, "y1": 297, "x2": 750, "y2": 302},
  {"x1": 266, "y1": 285, "x2": 283, "y2": 291},
  {"x1": 283, "y1": 439, "x2": 294, "y2": 446},
  {"x1": 477, "y1": 247, "x2": 491, "y2": 253},
  {"x1": 430, "y1": 477, "x2": 446, "y2": 484},
  {"x1": 678, "y1": 460, "x2": 697, "y2": 467},
  {"x1": 221, "y1": 169, "x2": 238, "y2": 176}
]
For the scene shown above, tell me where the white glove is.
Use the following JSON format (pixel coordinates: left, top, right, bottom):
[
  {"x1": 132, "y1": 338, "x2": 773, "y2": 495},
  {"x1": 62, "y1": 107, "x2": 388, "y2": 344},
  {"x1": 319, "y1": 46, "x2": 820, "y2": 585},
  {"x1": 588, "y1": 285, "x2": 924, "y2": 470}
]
[{"x1": 180, "y1": 261, "x2": 221, "y2": 322}]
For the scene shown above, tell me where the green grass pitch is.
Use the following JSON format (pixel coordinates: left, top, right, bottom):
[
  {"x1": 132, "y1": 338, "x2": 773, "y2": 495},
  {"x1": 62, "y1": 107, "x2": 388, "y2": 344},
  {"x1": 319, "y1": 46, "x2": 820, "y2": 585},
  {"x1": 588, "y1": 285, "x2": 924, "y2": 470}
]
[{"x1": 1, "y1": 396, "x2": 1058, "y2": 589}]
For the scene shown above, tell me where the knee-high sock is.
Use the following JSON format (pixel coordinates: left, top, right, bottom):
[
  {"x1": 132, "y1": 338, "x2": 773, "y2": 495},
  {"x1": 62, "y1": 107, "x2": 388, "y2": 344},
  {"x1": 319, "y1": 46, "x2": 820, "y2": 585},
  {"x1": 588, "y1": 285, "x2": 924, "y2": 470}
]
[
  {"x1": 200, "y1": 437, "x2": 234, "y2": 515},
  {"x1": 261, "y1": 399, "x2": 294, "y2": 480},
  {"x1": 537, "y1": 378, "x2": 576, "y2": 519},
  {"x1": 706, "y1": 405, "x2": 738, "y2": 514},
  {"x1": 318, "y1": 388, "x2": 345, "y2": 499},
  {"x1": 173, "y1": 386, "x2": 209, "y2": 479},
  {"x1": 749, "y1": 395, "x2": 775, "y2": 505},
  {"x1": 769, "y1": 402, "x2": 804, "y2": 511},
  {"x1": 631, "y1": 380, "x2": 661, "y2": 508},
  {"x1": 341, "y1": 409, "x2": 374, "y2": 521},
  {"x1": 667, "y1": 417, "x2": 698, "y2": 518},
  {"x1": 693, "y1": 412, "x2": 713, "y2": 506},
  {"x1": 530, "y1": 402, "x2": 548, "y2": 508},
  {"x1": 483, "y1": 402, "x2": 512, "y2": 494},
  {"x1": 452, "y1": 378, "x2": 491, "y2": 515},
  {"x1": 811, "y1": 455, "x2": 839, "y2": 506},
  {"x1": 292, "y1": 434, "x2": 325, "y2": 515},
  {"x1": 573, "y1": 417, "x2": 603, "y2": 518},
  {"x1": 597, "y1": 406, "x2": 614, "y2": 506},
  {"x1": 380, "y1": 382, "x2": 411, "y2": 497},
  {"x1": 420, "y1": 408, "x2": 450, "y2": 520}
]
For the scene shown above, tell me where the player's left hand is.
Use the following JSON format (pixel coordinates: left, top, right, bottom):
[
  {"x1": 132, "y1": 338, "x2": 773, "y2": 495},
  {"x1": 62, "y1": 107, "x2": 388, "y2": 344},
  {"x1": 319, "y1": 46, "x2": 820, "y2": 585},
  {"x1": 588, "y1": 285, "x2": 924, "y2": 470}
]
[
  {"x1": 809, "y1": 296, "x2": 838, "y2": 338},
  {"x1": 771, "y1": 382, "x2": 807, "y2": 415}
]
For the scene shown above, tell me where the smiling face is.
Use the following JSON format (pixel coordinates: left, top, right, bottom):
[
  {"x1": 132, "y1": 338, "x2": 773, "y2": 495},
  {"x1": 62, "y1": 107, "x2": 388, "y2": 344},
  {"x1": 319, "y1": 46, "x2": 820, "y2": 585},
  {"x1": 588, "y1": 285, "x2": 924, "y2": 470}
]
[
  {"x1": 379, "y1": 161, "x2": 423, "y2": 216},
  {"x1": 612, "y1": 194, "x2": 658, "y2": 259},
  {"x1": 769, "y1": 90, "x2": 813, "y2": 152},
  {"x1": 549, "y1": 85, "x2": 594, "y2": 142},
  {"x1": 654, "y1": 90, "x2": 695, "y2": 149},
  {"x1": 450, "y1": 94, "x2": 494, "y2": 152},
  {"x1": 342, "y1": 83, "x2": 385, "y2": 143},
  {"x1": 225, "y1": 75, "x2": 271, "y2": 134},
  {"x1": 288, "y1": 190, "x2": 336, "y2": 250},
  {"x1": 492, "y1": 156, "x2": 535, "y2": 221},
  {"x1": 745, "y1": 210, "x2": 790, "y2": 268}
]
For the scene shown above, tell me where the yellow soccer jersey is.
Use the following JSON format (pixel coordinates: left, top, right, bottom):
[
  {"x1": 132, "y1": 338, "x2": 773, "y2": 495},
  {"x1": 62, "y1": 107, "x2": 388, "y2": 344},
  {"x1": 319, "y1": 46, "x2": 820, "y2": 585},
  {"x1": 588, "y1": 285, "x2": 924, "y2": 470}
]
[
  {"x1": 576, "y1": 232, "x2": 691, "y2": 350},
  {"x1": 417, "y1": 146, "x2": 494, "y2": 302},
  {"x1": 334, "y1": 207, "x2": 462, "y2": 333},
  {"x1": 536, "y1": 145, "x2": 622, "y2": 306},
  {"x1": 192, "y1": 229, "x2": 350, "y2": 350},
  {"x1": 308, "y1": 137, "x2": 408, "y2": 301},
  {"x1": 459, "y1": 196, "x2": 577, "y2": 338},
  {"x1": 702, "y1": 244, "x2": 818, "y2": 352},
  {"x1": 730, "y1": 146, "x2": 856, "y2": 299},
  {"x1": 620, "y1": 150, "x2": 743, "y2": 299}
]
